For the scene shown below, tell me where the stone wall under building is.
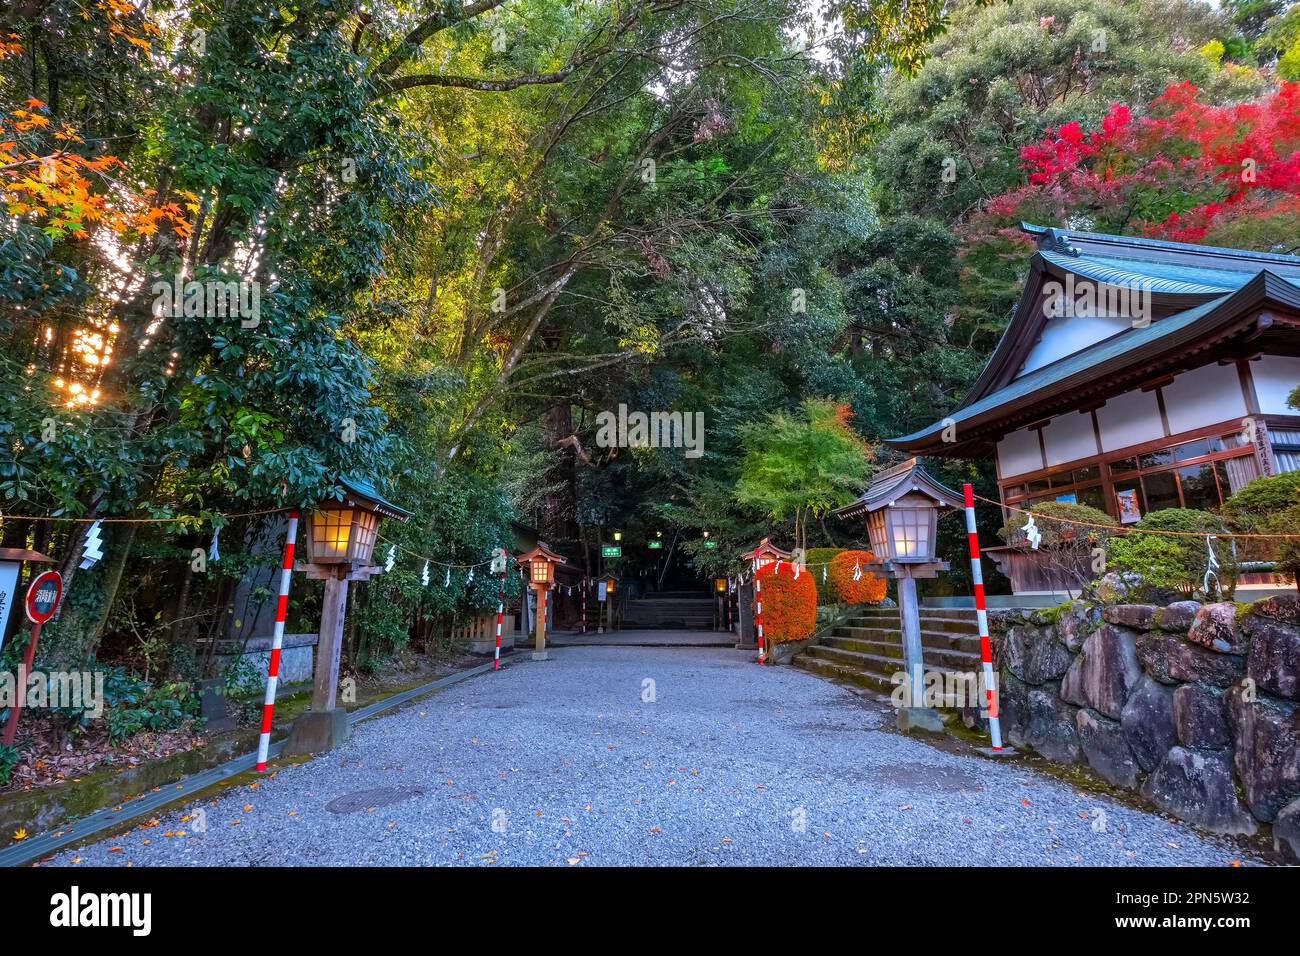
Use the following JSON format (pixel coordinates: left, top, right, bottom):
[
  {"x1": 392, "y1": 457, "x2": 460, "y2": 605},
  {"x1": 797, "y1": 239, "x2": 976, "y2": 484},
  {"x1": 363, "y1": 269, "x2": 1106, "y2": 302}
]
[{"x1": 988, "y1": 592, "x2": 1300, "y2": 862}]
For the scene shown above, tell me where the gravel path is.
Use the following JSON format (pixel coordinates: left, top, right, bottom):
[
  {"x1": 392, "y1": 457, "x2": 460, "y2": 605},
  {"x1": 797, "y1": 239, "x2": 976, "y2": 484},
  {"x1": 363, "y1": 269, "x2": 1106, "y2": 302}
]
[{"x1": 41, "y1": 647, "x2": 1262, "y2": 866}]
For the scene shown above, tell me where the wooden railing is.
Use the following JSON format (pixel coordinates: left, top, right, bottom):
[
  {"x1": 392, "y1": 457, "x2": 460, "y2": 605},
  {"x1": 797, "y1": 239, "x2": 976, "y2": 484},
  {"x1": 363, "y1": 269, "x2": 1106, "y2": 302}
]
[{"x1": 450, "y1": 612, "x2": 510, "y2": 644}]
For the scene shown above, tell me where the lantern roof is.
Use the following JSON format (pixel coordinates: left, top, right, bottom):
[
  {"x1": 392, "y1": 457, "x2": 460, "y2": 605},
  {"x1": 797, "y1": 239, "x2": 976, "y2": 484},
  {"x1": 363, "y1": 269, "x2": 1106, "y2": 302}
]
[
  {"x1": 741, "y1": 537, "x2": 792, "y2": 561},
  {"x1": 326, "y1": 475, "x2": 413, "y2": 522},
  {"x1": 515, "y1": 541, "x2": 568, "y2": 566},
  {"x1": 0, "y1": 548, "x2": 54, "y2": 564},
  {"x1": 833, "y1": 459, "x2": 961, "y2": 519}
]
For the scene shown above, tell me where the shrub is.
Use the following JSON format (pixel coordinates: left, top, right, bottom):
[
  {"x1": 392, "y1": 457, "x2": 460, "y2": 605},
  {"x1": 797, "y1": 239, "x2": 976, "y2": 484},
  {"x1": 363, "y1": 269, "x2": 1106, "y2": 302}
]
[
  {"x1": 100, "y1": 668, "x2": 200, "y2": 742},
  {"x1": 828, "y1": 549, "x2": 887, "y2": 605},
  {"x1": 755, "y1": 560, "x2": 818, "y2": 644},
  {"x1": 1221, "y1": 471, "x2": 1300, "y2": 529},
  {"x1": 0, "y1": 744, "x2": 18, "y2": 786},
  {"x1": 999, "y1": 501, "x2": 1117, "y2": 593},
  {"x1": 1222, "y1": 472, "x2": 1300, "y2": 586},
  {"x1": 222, "y1": 656, "x2": 266, "y2": 724},
  {"x1": 805, "y1": 547, "x2": 843, "y2": 603},
  {"x1": 1108, "y1": 509, "x2": 1237, "y2": 599}
]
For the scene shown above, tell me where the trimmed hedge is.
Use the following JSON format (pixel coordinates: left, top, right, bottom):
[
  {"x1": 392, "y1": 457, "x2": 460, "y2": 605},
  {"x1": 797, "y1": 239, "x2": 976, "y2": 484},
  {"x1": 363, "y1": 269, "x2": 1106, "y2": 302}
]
[
  {"x1": 828, "y1": 549, "x2": 887, "y2": 605},
  {"x1": 756, "y1": 560, "x2": 818, "y2": 644},
  {"x1": 805, "y1": 547, "x2": 843, "y2": 603}
]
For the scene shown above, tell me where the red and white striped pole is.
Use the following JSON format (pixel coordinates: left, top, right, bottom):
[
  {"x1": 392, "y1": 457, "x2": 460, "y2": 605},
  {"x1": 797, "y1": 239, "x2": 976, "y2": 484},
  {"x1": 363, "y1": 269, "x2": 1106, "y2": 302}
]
[
  {"x1": 754, "y1": 561, "x2": 766, "y2": 664},
  {"x1": 963, "y1": 484, "x2": 1003, "y2": 750},
  {"x1": 257, "y1": 510, "x2": 299, "y2": 771},
  {"x1": 493, "y1": 561, "x2": 507, "y2": 671}
]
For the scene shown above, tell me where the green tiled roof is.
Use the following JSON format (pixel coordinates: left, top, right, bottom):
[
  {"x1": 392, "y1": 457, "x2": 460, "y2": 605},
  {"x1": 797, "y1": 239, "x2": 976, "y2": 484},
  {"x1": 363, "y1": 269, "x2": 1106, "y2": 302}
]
[
  {"x1": 337, "y1": 475, "x2": 412, "y2": 520},
  {"x1": 1039, "y1": 250, "x2": 1246, "y2": 294}
]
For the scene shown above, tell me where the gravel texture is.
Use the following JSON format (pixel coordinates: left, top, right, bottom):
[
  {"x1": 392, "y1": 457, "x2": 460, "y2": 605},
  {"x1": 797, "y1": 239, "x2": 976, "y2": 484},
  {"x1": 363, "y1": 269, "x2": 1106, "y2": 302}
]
[{"x1": 40, "y1": 646, "x2": 1264, "y2": 866}]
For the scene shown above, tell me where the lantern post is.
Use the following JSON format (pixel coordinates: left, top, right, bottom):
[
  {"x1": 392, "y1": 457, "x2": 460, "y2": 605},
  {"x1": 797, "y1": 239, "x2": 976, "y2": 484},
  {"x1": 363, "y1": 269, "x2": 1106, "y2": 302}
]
[
  {"x1": 602, "y1": 573, "x2": 617, "y2": 634},
  {"x1": 833, "y1": 460, "x2": 959, "y2": 733},
  {"x1": 285, "y1": 477, "x2": 411, "y2": 757},
  {"x1": 714, "y1": 576, "x2": 727, "y2": 631},
  {"x1": 517, "y1": 543, "x2": 566, "y2": 661}
]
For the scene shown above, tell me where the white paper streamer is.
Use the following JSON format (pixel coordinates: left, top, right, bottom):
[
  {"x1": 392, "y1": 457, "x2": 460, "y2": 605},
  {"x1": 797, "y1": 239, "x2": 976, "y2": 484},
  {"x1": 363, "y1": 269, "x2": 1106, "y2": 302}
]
[{"x1": 79, "y1": 519, "x2": 105, "y2": 569}]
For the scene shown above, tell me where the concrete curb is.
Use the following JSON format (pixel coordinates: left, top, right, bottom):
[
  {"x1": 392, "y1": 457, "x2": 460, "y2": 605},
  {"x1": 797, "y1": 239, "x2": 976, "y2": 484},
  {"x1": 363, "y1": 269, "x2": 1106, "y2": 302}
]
[{"x1": 0, "y1": 656, "x2": 506, "y2": 867}]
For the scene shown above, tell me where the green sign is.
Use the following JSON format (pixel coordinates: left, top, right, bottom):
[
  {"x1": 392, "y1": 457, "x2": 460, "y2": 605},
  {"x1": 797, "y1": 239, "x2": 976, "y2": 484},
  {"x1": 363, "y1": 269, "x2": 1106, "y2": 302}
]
[
  {"x1": 647, "y1": 540, "x2": 663, "y2": 550},
  {"x1": 602, "y1": 545, "x2": 622, "y2": 558},
  {"x1": 702, "y1": 540, "x2": 717, "y2": 549}
]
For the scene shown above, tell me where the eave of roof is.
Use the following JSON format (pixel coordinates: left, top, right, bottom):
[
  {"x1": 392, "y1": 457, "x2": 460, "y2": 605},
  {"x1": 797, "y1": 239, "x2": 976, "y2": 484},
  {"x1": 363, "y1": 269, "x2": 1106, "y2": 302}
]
[
  {"x1": 834, "y1": 463, "x2": 962, "y2": 518},
  {"x1": 337, "y1": 475, "x2": 413, "y2": 521}
]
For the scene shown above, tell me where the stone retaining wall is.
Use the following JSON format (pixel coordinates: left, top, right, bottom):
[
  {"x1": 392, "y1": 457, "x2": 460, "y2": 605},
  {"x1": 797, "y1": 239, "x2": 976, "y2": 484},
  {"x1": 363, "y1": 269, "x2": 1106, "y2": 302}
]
[{"x1": 989, "y1": 593, "x2": 1300, "y2": 861}]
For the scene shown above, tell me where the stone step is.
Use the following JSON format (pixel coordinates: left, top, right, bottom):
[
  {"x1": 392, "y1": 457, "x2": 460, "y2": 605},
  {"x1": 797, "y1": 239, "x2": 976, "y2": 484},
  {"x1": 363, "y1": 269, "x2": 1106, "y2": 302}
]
[
  {"x1": 853, "y1": 607, "x2": 980, "y2": 621},
  {"x1": 803, "y1": 646, "x2": 986, "y2": 698},
  {"x1": 820, "y1": 638, "x2": 982, "y2": 671},
  {"x1": 834, "y1": 625, "x2": 981, "y2": 652},
  {"x1": 846, "y1": 614, "x2": 979, "y2": 634},
  {"x1": 793, "y1": 654, "x2": 898, "y2": 697}
]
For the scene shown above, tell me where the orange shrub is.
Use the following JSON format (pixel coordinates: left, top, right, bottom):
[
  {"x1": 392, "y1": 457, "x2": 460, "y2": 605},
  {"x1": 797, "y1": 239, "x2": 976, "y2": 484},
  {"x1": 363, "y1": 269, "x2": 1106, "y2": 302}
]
[
  {"x1": 755, "y1": 561, "x2": 818, "y2": 644},
  {"x1": 828, "y1": 549, "x2": 887, "y2": 605}
]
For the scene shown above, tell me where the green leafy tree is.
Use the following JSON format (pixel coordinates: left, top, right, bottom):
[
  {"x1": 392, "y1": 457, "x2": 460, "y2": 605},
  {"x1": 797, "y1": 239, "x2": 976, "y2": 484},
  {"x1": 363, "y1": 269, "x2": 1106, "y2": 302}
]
[{"x1": 735, "y1": 400, "x2": 872, "y2": 552}]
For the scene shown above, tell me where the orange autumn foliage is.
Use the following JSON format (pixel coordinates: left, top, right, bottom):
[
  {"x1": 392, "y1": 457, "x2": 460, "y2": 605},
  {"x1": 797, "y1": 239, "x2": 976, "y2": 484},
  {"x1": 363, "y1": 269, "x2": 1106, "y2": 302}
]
[
  {"x1": 828, "y1": 550, "x2": 887, "y2": 605},
  {"x1": 755, "y1": 561, "x2": 817, "y2": 644},
  {"x1": 0, "y1": 104, "x2": 192, "y2": 241}
]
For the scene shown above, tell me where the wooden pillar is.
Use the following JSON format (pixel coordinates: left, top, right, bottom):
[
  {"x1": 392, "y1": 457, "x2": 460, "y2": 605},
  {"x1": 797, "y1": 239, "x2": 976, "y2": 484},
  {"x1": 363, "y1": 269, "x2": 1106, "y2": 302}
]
[
  {"x1": 313, "y1": 571, "x2": 348, "y2": 710},
  {"x1": 534, "y1": 585, "x2": 548, "y2": 660}
]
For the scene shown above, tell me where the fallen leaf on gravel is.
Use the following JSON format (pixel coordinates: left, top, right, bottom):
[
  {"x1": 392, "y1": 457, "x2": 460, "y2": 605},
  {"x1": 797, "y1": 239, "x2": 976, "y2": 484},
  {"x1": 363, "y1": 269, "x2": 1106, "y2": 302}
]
[
  {"x1": 534, "y1": 811, "x2": 544, "y2": 817},
  {"x1": 70, "y1": 857, "x2": 81, "y2": 864},
  {"x1": 1166, "y1": 842, "x2": 1180, "y2": 849},
  {"x1": 243, "y1": 805, "x2": 253, "y2": 811},
  {"x1": 287, "y1": 811, "x2": 298, "y2": 817},
  {"x1": 1020, "y1": 799, "x2": 1032, "y2": 807},
  {"x1": 12, "y1": 829, "x2": 26, "y2": 841},
  {"x1": 1228, "y1": 860, "x2": 1242, "y2": 867},
  {"x1": 567, "y1": 858, "x2": 580, "y2": 865},
  {"x1": 721, "y1": 838, "x2": 732, "y2": 843},
  {"x1": 231, "y1": 820, "x2": 242, "y2": 826},
  {"x1": 109, "y1": 847, "x2": 123, "y2": 852},
  {"x1": 584, "y1": 805, "x2": 592, "y2": 811},
  {"x1": 650, "y1": 827, "x2": 662, "y2": 833}
]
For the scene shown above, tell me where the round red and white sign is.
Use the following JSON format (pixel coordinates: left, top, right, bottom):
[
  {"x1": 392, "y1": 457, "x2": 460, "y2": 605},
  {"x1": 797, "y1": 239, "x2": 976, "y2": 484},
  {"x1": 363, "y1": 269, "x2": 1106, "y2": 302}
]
[{"x1": 25, "y1": 570, "x2": 62, "y2": 625}]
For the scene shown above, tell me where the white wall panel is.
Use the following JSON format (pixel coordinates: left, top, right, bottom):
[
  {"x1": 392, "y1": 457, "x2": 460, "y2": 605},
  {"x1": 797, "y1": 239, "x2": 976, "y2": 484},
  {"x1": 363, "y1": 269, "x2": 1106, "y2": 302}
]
[
  {"x1": 1042, "y1": 410, "x2": 1098, "y2": 466},
  {"x1": 1161, "y1": 363, "x2": 1247, "y2": 434},
  {"x1": 1096, "y1": 388, "x2": 1164, "y2": 452},
  {"x1": 1020, "y1": 313, "x2": 1132, "y2": 376},
  {"x1": 997, "y1": 427, "x2": 1044, "y2": 479},
  {"x1": 1253, "y1": 354, "x2": 1300, "y2": 414}
]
